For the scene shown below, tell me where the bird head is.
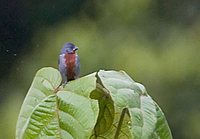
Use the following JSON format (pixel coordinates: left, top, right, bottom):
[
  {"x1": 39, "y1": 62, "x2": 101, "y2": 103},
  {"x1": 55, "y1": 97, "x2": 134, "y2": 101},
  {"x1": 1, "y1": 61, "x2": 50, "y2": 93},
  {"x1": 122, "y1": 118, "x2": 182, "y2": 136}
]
[{"x1": 60, "y1": 42, "x2": 78, "y2": 54}]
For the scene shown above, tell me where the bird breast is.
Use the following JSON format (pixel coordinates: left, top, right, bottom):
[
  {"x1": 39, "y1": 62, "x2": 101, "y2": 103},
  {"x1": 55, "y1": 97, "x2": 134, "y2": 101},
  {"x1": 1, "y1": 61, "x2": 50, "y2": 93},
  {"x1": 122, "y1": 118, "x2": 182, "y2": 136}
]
[{"x1": 65, "y1": 53, "x2": 76, "y2": 80}]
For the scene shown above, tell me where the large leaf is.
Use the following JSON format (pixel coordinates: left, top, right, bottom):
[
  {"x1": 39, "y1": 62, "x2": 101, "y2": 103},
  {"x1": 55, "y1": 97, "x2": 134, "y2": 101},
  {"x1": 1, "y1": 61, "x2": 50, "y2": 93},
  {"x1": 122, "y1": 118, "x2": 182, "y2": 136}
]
[
  {"x1": 16, "y1": 68, "x2": 99, "y2": 139},
  {"x1": 90, "y1": 85, "x2": 115, "y2": 138},
  {"x1": 154, "y1": 102, "x2": 173, "y2": 139},
  {"x1": 57, "y1": 73, "x2": 99, "y2": 139},
  {"x1": 16, "y1": 67, "x2": 61, "y2": 139},
  {"x1": 16, "y1": 68, "x2": 172, "y2": 139},
  {"x1": 98, "y1": 70, "x2": 173, "y2": 139}
]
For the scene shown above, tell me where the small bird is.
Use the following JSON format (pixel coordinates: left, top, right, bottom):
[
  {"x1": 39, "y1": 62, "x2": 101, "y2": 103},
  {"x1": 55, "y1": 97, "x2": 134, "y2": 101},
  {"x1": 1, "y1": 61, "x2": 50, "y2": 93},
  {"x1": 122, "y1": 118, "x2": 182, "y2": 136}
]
[{"x1": 58, "y1": 42, "x2": 80, "y2": 84}]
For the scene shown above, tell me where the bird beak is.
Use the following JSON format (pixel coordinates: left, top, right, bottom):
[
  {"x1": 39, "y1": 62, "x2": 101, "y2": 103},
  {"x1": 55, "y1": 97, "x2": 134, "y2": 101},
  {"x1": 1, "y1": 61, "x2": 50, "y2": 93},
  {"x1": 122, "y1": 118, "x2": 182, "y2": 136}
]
[{"x1": 73, "y1": 46, "x2": 78, "y2": 51}]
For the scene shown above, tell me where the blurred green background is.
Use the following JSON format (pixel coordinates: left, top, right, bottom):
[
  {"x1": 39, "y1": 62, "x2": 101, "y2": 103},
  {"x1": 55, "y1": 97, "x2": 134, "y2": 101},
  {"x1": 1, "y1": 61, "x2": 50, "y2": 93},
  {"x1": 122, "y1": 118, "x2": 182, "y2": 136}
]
[{"x1": 0, "y1": 0, "x2": 200, "y2": 138}]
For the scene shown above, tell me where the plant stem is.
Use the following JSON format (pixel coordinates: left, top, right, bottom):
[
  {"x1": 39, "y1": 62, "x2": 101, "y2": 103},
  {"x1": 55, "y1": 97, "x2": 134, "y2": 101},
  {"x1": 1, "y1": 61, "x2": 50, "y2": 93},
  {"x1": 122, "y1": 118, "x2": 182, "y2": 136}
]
[{"x1": 114, "y1": 108, "x2": 127, "y2": 139}]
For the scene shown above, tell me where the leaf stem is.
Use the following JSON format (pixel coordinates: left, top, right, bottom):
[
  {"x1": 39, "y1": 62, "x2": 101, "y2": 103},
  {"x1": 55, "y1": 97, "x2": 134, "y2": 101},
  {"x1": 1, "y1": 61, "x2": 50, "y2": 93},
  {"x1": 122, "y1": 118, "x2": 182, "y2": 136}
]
[{"x1": 114, "y1": 108, "x2": 127, "y2": 139}]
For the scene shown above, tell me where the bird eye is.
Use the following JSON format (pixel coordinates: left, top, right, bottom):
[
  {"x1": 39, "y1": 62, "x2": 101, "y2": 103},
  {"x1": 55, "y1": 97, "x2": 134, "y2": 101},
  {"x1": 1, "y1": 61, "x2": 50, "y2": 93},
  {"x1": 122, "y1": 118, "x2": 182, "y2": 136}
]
[{"x1": 73, "y1": 47, "x2": 78, "y2": 51}]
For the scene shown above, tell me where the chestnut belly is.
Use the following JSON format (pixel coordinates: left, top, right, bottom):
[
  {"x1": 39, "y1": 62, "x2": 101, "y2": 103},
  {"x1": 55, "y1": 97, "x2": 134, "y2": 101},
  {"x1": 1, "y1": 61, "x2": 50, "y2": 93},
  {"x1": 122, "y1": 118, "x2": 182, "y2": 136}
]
[{"x1": 65, "y1": 53, "x2": 76, "y2": 81}]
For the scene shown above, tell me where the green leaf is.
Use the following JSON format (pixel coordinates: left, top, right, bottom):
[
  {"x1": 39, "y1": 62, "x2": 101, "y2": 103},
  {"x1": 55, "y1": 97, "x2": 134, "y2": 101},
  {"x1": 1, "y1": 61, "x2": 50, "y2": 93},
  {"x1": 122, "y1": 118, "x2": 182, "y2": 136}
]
[
  {"x1": 90, "y1": 85, "x2": 115, "y2": 137},
  {"x1": 154, "y1": 102, "x2": 173, "y2": 139},
  {"x1": 16, "y1": 68, "x2": 99, "y2": 139},
  {"x1": 23, "y1": 94, "x2": 60, "y2": 138},
  {"x1": 129, "y1": 95, "x2": 157, "y2": 139},
  {"x1": 98, "y1": 70, "x2": 172, "y2": 139},
  {"x1": 16, "y1": 68, "x2": 172, "y2": 139},
  {"x1": 57, "y1": 90, "x2": 98, "y2": 138},
  {"x1": 16, "y1": 67, "x2": 61, "y2": 139},
  {"x1": 57, "y1": 73, "x2": 99, "y2": 139}
]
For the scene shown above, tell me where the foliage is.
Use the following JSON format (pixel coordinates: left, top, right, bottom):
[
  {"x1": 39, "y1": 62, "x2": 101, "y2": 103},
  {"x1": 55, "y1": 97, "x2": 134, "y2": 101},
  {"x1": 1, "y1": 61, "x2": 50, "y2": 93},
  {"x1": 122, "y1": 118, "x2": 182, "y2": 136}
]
[
  {"x1": 1, "y1": 1, "x2": 200, "y2": 139},
  {"x1": 16, "y1": 67, "x2": 172, "y2": 139}
]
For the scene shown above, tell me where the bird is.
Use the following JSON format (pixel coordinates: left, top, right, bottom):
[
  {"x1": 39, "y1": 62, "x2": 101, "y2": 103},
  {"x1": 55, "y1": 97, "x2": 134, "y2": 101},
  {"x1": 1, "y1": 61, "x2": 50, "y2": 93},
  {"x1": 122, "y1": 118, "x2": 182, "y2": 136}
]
[{"x1": 58, "y1": 42, "x2": 80, "y2": 85}]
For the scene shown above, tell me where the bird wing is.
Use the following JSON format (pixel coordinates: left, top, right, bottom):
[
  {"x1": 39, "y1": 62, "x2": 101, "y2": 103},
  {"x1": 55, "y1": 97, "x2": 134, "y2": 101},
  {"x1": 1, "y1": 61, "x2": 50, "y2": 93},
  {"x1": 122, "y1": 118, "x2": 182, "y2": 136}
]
[
  {"x1": 74, "y1": 54, "x2": 80, "y2": 79},
  {"x1": 59, "y1": 54, "x2": 67, "y2": 83}
]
